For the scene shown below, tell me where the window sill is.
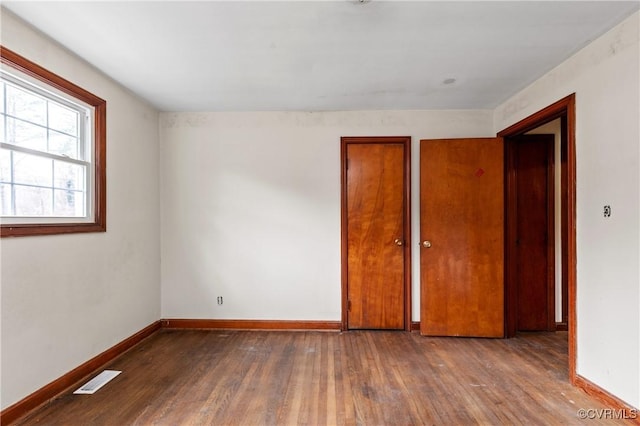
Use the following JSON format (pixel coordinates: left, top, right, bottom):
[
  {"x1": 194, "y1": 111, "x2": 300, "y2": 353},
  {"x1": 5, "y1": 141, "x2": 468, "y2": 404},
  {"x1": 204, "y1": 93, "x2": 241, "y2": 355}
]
[{"x1": 1, "y1": 222, "x2": 106, "y2": 237}]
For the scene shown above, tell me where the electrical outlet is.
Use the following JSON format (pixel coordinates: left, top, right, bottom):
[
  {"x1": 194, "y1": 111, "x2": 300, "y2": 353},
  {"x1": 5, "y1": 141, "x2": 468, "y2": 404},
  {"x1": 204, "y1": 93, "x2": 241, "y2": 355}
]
[
  {"x1": 604, "y1": 205, "x2": 611, "y2": 218},
  {"x1": 217, "y1": 296, "x2": 223, "y2": 305}
]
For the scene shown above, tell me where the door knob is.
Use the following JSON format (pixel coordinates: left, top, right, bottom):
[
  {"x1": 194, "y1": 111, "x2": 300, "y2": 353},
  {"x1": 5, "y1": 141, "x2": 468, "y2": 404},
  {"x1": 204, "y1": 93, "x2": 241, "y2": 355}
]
[
  {"x1": 422, "y1": 240, "x2": 432, "y2": 248},
  {"x1": 394, "y1": 238, "x2": 404, "y2": 246}
]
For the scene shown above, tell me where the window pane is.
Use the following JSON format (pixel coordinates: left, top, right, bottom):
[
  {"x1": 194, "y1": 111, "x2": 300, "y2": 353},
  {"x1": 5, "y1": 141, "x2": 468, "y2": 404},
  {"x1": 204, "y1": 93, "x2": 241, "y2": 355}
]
[
  {"x1": 48, "y1": 102, "x2": 78, "y2": 136},
  {"x1": 49, "y1": 130, "x2": 80, "y2": 159},
  {"x1": 14, "y1": 184, "x2": 52, "y2": 216},
  {"x1": 54, "y1": 160, "x2": 85, "y2": 190},
  {"x1": 6, "y1": 85, "x2": 46, "y2": 125},
  {"x1": 0, "y1": 114, "x2": 5, "y2": 143},
  {"x1": 0, "y1": 183, "x2": 12, "y2": 215},
  {"x1": 54, "y1": 189, "x2": 84, "y2": 217},
  {"x1": 13, "y1": 152, "x2": 52, "y2": 186},
  {"x1": 6, "y1": 117, "x2": 47, "y2": 152},
  {"x1": 0, "y1": 83, "x2": 4, "y2": 114},
  {"x1": 0, "y1": 149, "x2": 10, "y2": 182}
]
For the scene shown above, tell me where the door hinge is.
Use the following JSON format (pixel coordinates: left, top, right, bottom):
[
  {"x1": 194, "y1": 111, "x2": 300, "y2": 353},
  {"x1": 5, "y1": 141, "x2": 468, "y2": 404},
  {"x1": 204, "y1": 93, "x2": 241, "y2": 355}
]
[
  {"x1": 347, "y1": 300, "x2": 352, "y2": 311},
  {"x1": 346, "y1": 158, "x2": 350, "y2": 170}
]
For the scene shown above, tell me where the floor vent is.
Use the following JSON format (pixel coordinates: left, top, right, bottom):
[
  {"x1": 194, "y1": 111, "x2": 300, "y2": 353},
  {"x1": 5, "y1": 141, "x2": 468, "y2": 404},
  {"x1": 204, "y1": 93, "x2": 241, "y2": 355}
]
[{"x1": 74, "y1": 370, "x2": 122, "y2": 395}]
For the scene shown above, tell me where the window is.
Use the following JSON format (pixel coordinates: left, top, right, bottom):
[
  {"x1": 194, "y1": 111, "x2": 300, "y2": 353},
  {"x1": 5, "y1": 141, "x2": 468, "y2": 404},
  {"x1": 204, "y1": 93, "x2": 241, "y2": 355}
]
[{"x1": 0, "y1": 47, "x2": 106, "y2": 237}]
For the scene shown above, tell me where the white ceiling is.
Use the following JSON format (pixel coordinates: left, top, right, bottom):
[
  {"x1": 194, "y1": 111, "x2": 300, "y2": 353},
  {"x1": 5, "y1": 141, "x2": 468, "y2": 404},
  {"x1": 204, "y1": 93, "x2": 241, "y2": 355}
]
[{"x1": 4, "y1": 1, "x2": 639, "y2": 112}]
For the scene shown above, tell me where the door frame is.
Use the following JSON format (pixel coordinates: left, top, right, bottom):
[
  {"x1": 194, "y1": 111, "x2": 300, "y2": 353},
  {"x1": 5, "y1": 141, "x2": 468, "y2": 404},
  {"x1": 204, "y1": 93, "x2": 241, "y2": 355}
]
[
  {"x1": 498, "y1": 94, "x2": 576, "y2": 383},
  {"x1": 340, "y1": 136, "x2": 412, "y2": 331},
  {"x1": 506, "y1": 135, "x2": 556, "y2": 332}
]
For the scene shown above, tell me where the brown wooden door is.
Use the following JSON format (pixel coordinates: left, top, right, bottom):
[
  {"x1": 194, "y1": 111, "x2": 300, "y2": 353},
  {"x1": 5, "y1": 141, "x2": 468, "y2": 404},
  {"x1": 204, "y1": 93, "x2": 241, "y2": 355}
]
[
  {"x1": 342, "y1": 137, "x2": 409, "y2": 330},
  {"x1": 420, "y1": 138, "x2": 504, "y2": 337},
  {"x1": 513, "y1": 134, "x2": 555, "y2": 331}
]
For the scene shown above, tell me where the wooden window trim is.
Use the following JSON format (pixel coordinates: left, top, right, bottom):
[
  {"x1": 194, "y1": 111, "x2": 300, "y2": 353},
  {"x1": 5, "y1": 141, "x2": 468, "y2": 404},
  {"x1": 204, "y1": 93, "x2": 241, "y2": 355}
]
[{"x1": 0, "y1": 46, "x2": 106, "y2": 237}]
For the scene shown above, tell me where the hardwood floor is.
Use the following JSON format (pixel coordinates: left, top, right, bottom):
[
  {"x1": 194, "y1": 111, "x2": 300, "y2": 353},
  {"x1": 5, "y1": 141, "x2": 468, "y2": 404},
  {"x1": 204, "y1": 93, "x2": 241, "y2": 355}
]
[{"x1": 16, "y1": 330, "x2": 633, "y2": 425}]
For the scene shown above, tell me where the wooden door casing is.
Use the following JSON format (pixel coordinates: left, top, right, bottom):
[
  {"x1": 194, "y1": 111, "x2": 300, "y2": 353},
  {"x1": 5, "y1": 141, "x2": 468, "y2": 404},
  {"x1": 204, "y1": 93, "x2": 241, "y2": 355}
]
[
  {"x1": 420, "y1": 138, "x2": 504, "y2": 337},
  {"x1": 498, "y1": 94, "x2": 576, "y2": 382},
  {"x1": 341, "y1": 137, "x2": 411, "y2": 330}
]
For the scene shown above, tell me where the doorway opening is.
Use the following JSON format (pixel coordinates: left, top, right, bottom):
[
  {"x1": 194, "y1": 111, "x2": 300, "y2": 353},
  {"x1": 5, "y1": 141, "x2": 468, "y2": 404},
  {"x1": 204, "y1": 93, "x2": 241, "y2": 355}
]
[
  {"x1": 507, "y1": 132, "x2": 557, "y2": 332},
  {"x1": 499, "y1": 94, "x2": 576, "y2": 383}
]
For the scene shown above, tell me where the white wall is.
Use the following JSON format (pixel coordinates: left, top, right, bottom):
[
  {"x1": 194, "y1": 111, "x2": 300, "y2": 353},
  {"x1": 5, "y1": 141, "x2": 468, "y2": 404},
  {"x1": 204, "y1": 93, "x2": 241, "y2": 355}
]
[
  {"x1": 494, "y1": 12, "x2": 640, "y2": 408},
  {"x1": 0, "y1": 10, "x2": 161, "y2": 410},
  {"x1": 160, "y1": 110, "x2": 494, "y2": 321}
]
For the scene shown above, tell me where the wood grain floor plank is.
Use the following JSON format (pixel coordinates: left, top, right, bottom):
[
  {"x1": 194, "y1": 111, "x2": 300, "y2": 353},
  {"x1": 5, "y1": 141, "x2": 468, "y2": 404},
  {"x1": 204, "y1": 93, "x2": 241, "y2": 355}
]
[{"x1": 15, "y1": 330, "x2": 634, "y2": 425}]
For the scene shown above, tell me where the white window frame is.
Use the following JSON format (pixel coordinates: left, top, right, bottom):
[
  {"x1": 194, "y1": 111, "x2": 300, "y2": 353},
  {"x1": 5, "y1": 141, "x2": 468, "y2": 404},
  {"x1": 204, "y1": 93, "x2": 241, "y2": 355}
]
[{"x1": 1, "y1": 69, "x2": 95, "y2": 223}]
